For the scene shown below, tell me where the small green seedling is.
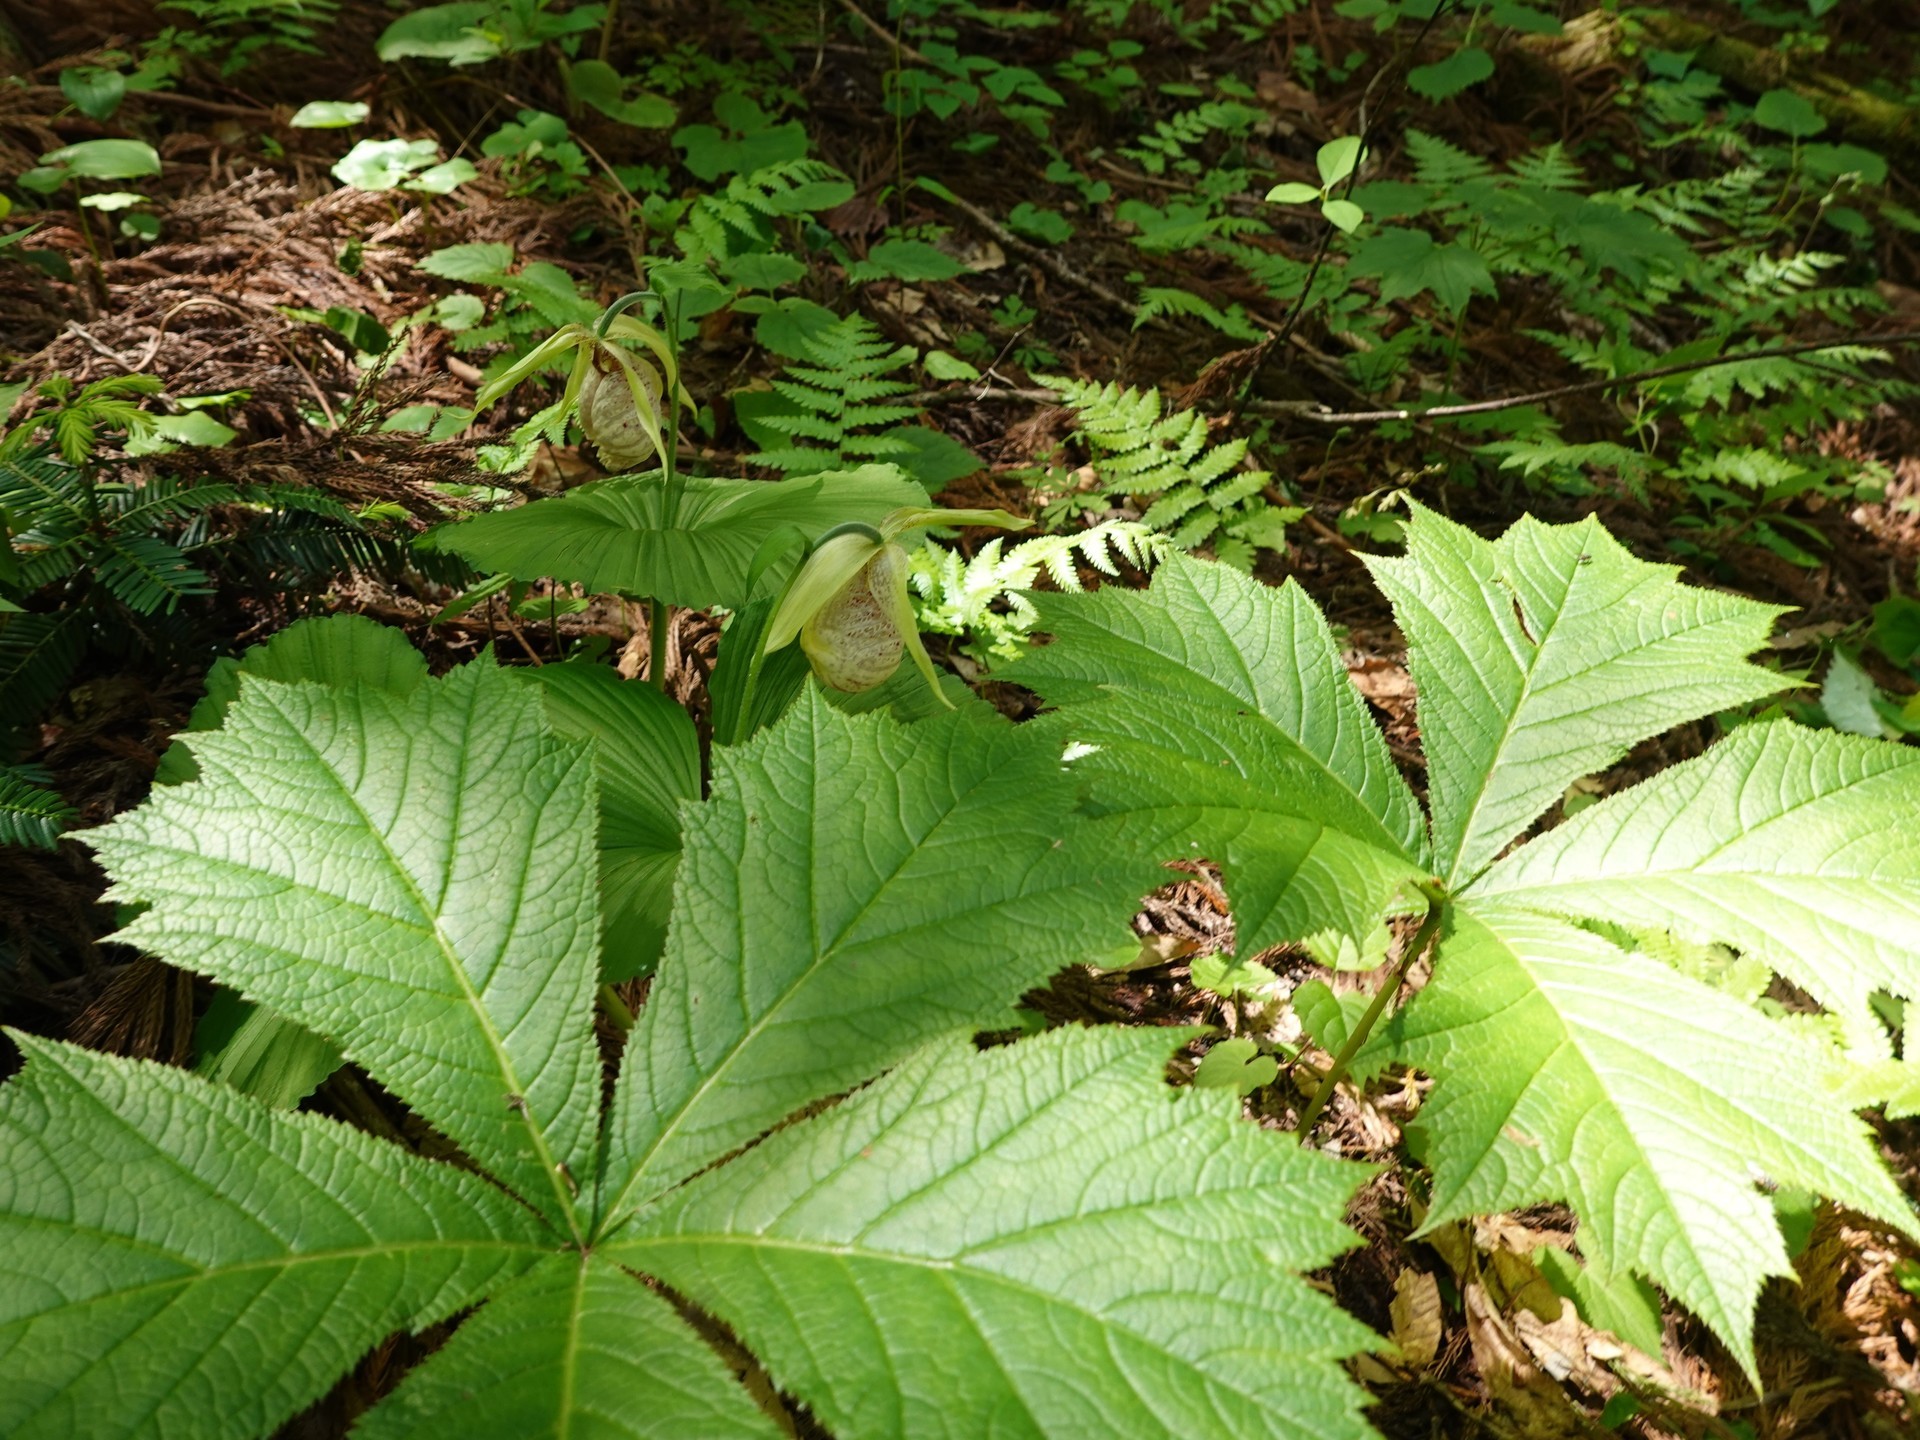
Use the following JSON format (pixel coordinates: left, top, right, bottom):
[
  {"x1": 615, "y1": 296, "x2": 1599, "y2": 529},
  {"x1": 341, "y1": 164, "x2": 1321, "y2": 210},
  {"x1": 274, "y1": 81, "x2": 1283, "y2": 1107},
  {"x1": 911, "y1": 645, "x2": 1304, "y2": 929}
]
[{"x1": 1265, "y1": 135, "x2": 1367, "y2": 234}]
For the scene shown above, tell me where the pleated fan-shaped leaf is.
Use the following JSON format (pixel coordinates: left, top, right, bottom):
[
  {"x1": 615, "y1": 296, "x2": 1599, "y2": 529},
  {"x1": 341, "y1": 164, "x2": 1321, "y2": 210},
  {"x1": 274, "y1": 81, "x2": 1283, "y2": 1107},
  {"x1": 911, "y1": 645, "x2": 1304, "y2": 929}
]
[
  {"x1": 427, "y1": 466, "x2": 924, "y2": 611},
  {"x1": 521, "y1": 659, "x2": 701, "y2": 981}
]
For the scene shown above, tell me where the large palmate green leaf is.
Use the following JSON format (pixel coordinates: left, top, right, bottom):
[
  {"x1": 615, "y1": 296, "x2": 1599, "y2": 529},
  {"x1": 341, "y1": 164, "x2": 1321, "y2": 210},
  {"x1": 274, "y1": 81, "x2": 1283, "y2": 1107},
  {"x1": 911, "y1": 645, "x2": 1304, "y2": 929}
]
[
  {"x1": 523, "y1": 661, "x2": 702, "y2": 980},
  {"x1": 1007, "y1": 554, "x2": 1424, "y2": 855},
  {"x1": 427, "y1": 465, "x2": 925, "y2": 610},
  {"x1": 355, "y1": 1254, "x2": 783, "y2": 1440},
  {"x1": 167, "y1": 614, "x2": 433, "y2": 1103},
  {"x1": 607, "y1": 1025, "x2": 1380, "y2": 1440},
  {"x1": 1363, "y1": 501, "x2": 1788, "y2": 885},
  {"x1": 1369, "y1": 906, "x2": 1917, "y2": 1371},
  {"x1": 1470, "y1": 720, "x2": 1920, "y2": 1029},
  {"x1": 1047, "y1": 694, "x2": 1431, "y2": 958},
  {"x1": 1003, "y1": 555, "x2": 1429, "y2": 958},
  {"x1": 86, "y1": 661, "x2": 603, "y2": 1230},
  {"x1": 0, "y1": 1036, "x2": 550, "y2": 1440},
  {"x1": 598, "y1": 686, "x2": 1162, "y2": 1222},
  {"x1": 8, "y1": 622, "x2": 1389, "y2": 1438}
]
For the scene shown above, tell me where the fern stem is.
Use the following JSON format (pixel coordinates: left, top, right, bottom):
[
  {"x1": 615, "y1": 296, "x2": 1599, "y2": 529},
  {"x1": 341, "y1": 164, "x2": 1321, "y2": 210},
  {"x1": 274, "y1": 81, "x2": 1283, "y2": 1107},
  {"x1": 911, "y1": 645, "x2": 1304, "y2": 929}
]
[{"x1": 1295, "y1": 893, "x2": 1446, "y2": 1139}]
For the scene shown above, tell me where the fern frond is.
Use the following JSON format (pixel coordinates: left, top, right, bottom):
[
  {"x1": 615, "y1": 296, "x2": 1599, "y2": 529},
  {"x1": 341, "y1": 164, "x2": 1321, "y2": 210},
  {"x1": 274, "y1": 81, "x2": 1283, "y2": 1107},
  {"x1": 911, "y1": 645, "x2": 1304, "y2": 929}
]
[
  {"x1": 0, "y1": 610, "x2": 84, "y2": 726},
  {"x1": 1133, "y1": 288, "x2": 1264, "y2": 341},
  {"x1": 908, "y1": 520, "x2": 1164, "y2": 661},
  {"x1": 742, "y1": 313, "x2": 925, "y2": 476},
  {"x1": 0, "y1": 763, "x2": 74, "y2": 849},
  {"x1": 1405, "y1": 128, "x2": 1493, "y2": 186},
  {"x1": 1039, "y1": 379, "x2": 1296, "y2": 567},
  {"x1": 103, "y1": 477, "x2": 244, "y2": 530},
  {"x1": 0, "y1": 448, "x2": 92, "y2": 530},
  {"x1": 96, "y1": 535, "x2": 214, "y2": 615}
]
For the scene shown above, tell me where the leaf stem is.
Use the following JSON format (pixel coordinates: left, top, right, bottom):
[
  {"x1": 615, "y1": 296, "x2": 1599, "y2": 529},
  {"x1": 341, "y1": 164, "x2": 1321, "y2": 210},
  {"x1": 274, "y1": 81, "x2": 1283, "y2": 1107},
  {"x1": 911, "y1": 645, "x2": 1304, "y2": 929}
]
[{"x1": 1296, "y1": 893, "x2": 1446, "y2": 1139}]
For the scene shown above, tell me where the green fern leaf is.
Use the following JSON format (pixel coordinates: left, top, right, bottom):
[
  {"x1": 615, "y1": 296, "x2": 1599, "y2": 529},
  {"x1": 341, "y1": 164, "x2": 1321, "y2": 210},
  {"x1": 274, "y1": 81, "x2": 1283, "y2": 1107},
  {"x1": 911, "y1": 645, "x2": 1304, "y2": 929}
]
[{"x1": 0, "y1": 764, "x2": 73, "y2": 849}]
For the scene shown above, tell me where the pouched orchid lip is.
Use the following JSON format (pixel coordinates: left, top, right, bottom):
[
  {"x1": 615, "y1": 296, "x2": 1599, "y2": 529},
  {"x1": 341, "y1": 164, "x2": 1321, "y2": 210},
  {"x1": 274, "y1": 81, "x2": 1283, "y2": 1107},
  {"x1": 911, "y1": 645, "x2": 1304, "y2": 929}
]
[
  {"x1": 468, "y1": 303, "x2": 690, "y2": 469},
  {"x1": 761, "y1": 507, "x2": 1032, "y2": 708}
]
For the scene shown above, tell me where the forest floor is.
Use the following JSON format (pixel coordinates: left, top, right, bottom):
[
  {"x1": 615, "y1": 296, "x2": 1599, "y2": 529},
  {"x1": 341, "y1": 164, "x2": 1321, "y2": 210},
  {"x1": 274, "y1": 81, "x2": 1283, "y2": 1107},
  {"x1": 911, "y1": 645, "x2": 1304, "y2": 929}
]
[{"x1": 6, "y1": 0, "x2": 1920, "y2": 1435}]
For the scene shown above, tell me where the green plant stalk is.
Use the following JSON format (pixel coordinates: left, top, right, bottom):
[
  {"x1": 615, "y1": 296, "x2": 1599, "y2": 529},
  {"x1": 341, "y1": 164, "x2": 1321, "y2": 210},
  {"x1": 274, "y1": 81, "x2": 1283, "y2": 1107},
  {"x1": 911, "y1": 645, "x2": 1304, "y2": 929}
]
[
  {"x1": 596, "y1": 0, "x2": 619, "y2": 62},
  {"x1": 649, "y1": 596, "x2": 669, "y2": 692},
  {"x1": 599, "y1": 982, "x2": 635, "y2": 1033},
  {"x1": 1295, "y1": 892, "x2": 1446, "y2": 1138},
  {"x1": 657, "y1": 286, "x2": 685, "y2": 518},
  {"x1": 594, "y1": 290, "x2": 650, "y2": 339},
  {"x1": 729, "y1": 559, "x2": 806, "y2": 745}
]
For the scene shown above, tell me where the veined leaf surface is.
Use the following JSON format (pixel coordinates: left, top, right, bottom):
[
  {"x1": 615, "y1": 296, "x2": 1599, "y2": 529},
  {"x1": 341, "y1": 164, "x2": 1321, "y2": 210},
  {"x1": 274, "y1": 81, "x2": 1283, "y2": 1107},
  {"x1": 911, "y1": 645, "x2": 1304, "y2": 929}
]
[
  {"x1": 354, "y1": 1254, "x2": 782, "y2": 1439},
  {"x1": 1470, "y1": 720, "x2": 1920, "y2": 1029},
  {"x1": 0, "y1": 1037, "x2": 549, "y2": 1440},
  {"x1": 429, "y1": 466, "x2": 925, "y2": 610},
  {"x1": 609, "y1": 1026, "x2": 1379, "y2": 1440},
  {"x1": 1372, "y1": 904, "x2": 1916, "y2": 1372},
  {"x1": 1003, "y1": 555, "x2": 1430, "y2": 954},
  {"x1": 524, "y1": 661, "x2": 702, "y2": 981},
  {"x1": 87, "y1": 662, "x2": 604, "y2": 1229},
  {"x1": 1005, "y1": 554, "x2": 1424, "y2": 857},
  {"x1": 1364, "y1": 502, "x2": 1788, "y2": 885},
  {"x1": 599, "y1": 688, "x2": 1161, "y2": 1220}
]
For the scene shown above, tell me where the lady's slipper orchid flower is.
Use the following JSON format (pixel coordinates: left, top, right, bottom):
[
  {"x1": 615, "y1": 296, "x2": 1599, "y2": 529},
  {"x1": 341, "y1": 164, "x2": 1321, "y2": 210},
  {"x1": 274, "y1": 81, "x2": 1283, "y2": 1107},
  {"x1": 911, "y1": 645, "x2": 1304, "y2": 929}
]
[
  {"x1": 471, "y1": 305, "x2": 690, "y2": 473},
  {"x1": 764, "y1": 507, "x2": 1028, "y2": 706}
]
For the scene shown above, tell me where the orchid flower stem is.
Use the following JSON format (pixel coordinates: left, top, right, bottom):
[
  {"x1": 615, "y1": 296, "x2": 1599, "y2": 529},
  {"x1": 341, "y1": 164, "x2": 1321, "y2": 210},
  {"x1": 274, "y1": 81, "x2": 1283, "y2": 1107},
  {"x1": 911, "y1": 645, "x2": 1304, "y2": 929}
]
[
  {"x1": 1295, "y1": 895, "x2": 1447, "y2": 1140},
  {"x1": 733, "y1": 641, "x2": 768, "y2": 748},
  {"x1": 658, "y1": 288, "x2": 684, "y2": 516},
  {"x1": 594, "y1": 291, "x2": 650, "y2": 338},
  {"x1": 649, "y1": 597, "x2": 670, "y2": 693},
  {"x1": 599, "y1": 983, "x2": 635, "y2": 1033}
]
